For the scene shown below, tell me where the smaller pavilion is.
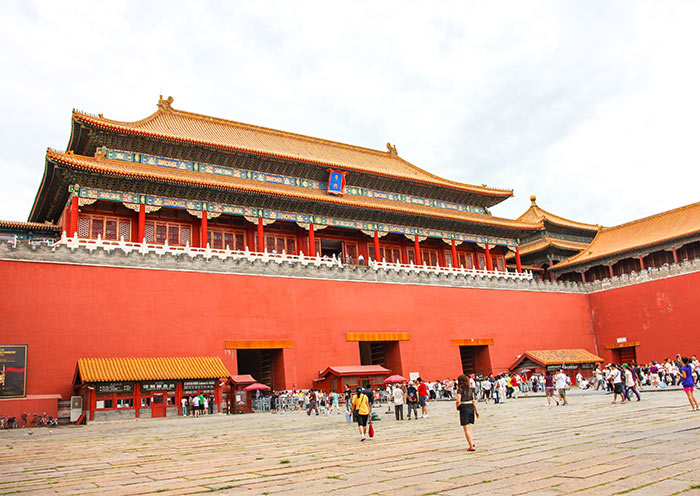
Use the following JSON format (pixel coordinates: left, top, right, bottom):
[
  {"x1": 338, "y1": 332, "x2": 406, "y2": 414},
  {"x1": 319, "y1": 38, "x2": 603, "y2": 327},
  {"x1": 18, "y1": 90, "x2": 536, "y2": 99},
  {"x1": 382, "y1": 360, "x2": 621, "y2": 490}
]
[
  {"x1": 73, "y1": 357, "x2": 230, "y2": 421},
  {"x1": 314, "y1": 365, "x2": 391, "y2": 394},
  {"x1": 507, "y1": 195, "x2": 600, "y2": 279},
  {"x1": 509, "y1": 349, "x2": 604, "y2": 381}
]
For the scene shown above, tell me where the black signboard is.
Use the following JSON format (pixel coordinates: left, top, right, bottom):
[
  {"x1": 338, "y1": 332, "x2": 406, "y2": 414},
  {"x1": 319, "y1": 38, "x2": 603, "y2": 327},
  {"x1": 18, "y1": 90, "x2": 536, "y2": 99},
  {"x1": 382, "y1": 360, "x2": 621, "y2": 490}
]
[
  {"x1": 183, "y1": 380, "x2": 216, "y2": 394},
  {"x1": 0, "y1": 345, "x2": 27, "y2": 398},
  {"x1": 96, "y1": 382, "x2": 134, "y2": 394},
  {"x1": 141, "y1": 381, "x2": 177, "y2": 392}
]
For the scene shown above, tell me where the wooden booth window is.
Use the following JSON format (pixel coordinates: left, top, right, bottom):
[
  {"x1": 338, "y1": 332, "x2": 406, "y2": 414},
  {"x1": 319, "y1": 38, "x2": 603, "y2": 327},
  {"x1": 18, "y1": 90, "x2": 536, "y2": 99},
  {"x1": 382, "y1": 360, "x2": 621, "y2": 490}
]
[
  {"x1": 78, "y1": 215, "x2": 131, "y2": 241},
  {"x1": 207, "y1": 228, "x2": 246, "y2": 250},
  {"x1": 144, "y1": 221, "x2": 191, "y2": 246}
]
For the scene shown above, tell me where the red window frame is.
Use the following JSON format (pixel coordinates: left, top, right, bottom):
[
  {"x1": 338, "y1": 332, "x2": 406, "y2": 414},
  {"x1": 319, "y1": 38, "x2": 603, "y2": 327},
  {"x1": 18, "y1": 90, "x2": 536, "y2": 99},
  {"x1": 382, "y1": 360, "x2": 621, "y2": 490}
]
[
  {"x1": 145, "y1": 221, "x2": 192, "y2": 246},
  {"x1": 207, "y1": 228, "x2": 246, "y2": 250},
  {"x1": 258, "y1": 232, "x2": 296, "y2": 254},
  {"x1": 78, "y1": 215, "x2": 131, "y2": 241}
]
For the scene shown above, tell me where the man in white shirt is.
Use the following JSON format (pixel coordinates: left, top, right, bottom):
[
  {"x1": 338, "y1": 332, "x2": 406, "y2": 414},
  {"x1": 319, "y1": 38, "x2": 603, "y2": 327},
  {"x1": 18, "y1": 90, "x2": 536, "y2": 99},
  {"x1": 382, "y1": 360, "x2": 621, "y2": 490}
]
[
  {"x1": 595, "y1": 367, "x2": 604, "y2": 390},
  {"x1": 610, "y1": 365, "x2": 626, "y2": 403},
  {"x1": 554, "y1": 370, "x2": 569, "y2": 406},
  {"x1": 392, "y1": 385, "x2": 404, "y2": 420}
]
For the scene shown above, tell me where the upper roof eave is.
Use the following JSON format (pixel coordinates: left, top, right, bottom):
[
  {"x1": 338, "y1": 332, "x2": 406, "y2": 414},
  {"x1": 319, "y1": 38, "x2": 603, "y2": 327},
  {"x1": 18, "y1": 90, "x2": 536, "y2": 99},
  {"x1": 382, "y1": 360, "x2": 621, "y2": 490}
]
[
  {"x1": 46, "y1": 149, "x2": 539, "y2": 233},
  {"x1": 71, "y1": 106, "x2": 514, "y2": 200}
]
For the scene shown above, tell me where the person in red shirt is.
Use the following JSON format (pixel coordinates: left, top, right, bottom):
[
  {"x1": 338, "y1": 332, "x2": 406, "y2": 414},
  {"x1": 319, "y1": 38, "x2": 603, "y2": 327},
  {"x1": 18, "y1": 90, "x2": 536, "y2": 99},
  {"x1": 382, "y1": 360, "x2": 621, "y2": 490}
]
[
  {"x1": 417, "y1": 378, "x2": 429, "y2": 418},
  {"x1": 511, "y1": 374, "x2": 519, "y2": 399}
]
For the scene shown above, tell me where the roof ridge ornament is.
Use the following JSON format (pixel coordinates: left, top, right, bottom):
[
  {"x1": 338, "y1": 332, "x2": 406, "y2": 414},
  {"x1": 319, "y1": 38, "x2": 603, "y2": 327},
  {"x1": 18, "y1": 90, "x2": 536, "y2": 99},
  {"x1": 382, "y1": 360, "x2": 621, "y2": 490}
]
[
  {"x1": 530, "y1": 195, "x2": 537, "y2": 205},
  {"x1": 157, "y1": 95, "x2": 174, "y2": 111},
  {"x1": 386, "y1": 142, "x2": 397, "y2": 156}
]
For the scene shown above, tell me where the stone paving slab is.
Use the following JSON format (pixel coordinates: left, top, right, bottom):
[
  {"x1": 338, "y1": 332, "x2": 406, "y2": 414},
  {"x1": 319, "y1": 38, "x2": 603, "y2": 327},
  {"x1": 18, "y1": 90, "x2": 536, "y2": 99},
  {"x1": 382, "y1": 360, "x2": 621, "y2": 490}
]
[{"x1": 1, "y1": 390, "x2": 699, "y2": 495}]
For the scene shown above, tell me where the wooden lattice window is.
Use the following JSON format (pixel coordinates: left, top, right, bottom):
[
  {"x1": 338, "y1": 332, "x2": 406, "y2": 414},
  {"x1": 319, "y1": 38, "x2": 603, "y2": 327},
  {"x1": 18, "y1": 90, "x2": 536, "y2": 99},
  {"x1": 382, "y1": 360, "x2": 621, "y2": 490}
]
[
  {"x1": 257, "y1": 233, "x2": 295, "y2": 253},
  {"x1": 207, "y1": 228, "x2": 246, "y2": 250},
  {"x1": 145, "y1": 221, "x2": 191, "y2": 246},
  {"x1": 77, "y1": 215, "x2": 130, "y2": 241}
]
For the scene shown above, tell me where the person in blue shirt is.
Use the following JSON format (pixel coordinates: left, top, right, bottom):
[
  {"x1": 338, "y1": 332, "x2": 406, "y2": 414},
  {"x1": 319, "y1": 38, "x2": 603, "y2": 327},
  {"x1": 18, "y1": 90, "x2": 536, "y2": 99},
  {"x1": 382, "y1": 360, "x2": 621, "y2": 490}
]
[{"x1": 680, "y1": 357, "x2": 698, "y2": 411}]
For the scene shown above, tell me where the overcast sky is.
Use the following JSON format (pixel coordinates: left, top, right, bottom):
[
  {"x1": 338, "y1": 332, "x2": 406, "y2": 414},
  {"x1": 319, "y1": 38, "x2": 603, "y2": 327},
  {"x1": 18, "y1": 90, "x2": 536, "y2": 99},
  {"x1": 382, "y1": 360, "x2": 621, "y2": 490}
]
[{"x1": 1, "y1": 1, "x2": 698, "y2": 227}]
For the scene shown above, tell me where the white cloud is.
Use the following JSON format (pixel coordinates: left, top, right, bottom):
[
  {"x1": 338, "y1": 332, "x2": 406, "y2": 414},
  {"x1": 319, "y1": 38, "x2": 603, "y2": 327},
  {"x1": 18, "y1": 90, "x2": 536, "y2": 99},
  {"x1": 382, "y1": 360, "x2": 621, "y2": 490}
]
[{"x1": 0, "y1": 1, "x2": 698, "y2": 227}]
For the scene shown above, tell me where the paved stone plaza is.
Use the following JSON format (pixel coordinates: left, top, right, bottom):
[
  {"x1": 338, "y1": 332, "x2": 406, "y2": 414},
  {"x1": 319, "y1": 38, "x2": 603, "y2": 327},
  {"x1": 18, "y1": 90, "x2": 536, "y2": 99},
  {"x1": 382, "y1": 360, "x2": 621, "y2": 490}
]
[{"x1": 1, "y1": 390, "x2": 699, "y2": 495}]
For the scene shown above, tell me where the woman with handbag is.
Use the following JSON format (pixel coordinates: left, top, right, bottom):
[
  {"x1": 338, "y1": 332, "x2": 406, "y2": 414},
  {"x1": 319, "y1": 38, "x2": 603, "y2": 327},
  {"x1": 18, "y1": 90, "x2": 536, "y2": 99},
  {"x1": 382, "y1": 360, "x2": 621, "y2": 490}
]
[
  {"x1": 351, "y1": 387, "x2": 371, "y2": 441},
  {"x1": 455, "y1": 374, "x2": 479, "y2": 451}
]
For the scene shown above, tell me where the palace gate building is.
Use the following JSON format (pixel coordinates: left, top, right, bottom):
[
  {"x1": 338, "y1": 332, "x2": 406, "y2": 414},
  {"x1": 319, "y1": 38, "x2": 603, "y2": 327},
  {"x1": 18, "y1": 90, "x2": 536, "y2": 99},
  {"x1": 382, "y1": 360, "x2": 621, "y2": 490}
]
[{"x1": 1, "y1": 96, "x2": 699, "y2": 420}]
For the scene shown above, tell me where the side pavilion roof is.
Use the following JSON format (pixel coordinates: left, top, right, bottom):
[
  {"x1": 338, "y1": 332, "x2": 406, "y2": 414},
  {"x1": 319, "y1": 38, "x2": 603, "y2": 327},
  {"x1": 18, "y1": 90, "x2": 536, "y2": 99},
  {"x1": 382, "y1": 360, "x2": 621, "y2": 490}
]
[
  {"x1": 517, "y1": 195, "x2": 600, "y2": 232},
  {"x1": 554, "y1": 200, "x2": 700, "y2": 271},
  {"x1": 70, "y1": 97, "x2": 513, "y2": 200}
]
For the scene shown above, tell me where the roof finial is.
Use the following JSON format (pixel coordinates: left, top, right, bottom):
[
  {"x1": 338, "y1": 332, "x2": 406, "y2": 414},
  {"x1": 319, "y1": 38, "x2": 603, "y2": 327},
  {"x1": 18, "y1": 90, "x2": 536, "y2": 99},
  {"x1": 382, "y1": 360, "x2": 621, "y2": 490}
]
[
  {"x1": 386, "y1": 142, "x2": 397, "y2": 156},
  {"x1": 530, "y1": 194, "x2": 537, "y2": 205},
  {"x1": 158, "y1": 95, "x2": 174, "y2": 111}
]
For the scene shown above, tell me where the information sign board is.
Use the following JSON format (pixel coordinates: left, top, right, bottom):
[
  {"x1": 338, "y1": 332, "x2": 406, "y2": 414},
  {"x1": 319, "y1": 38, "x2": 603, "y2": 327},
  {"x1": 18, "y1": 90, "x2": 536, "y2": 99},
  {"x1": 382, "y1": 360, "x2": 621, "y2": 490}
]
[
  {"x1": 183, "y1": 379, "x2": 216, "y2": 394},
  {"x1": 96, "y1": 382, "x2": 134, "y2": 394},
  {"x1": 0, "y1": 345, "x2": 27, "y2": 398}
]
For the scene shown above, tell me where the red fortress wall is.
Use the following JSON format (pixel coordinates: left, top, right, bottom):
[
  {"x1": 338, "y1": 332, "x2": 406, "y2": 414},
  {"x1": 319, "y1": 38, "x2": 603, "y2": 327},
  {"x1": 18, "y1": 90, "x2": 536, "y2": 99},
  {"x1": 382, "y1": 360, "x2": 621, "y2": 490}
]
[
  {"x1": 1, "y1": 260, "x2": 596, "y2": 407},
  {"x1": 589, "y1": 271, "x2": 700, "y2": 364}
]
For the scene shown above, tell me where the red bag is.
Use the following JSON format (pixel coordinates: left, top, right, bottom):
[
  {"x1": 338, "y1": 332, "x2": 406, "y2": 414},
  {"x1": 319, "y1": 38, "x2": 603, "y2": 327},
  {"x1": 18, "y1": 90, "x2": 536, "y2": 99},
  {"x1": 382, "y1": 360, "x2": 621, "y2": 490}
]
[{"x1": 369, "y1": 422, "x2": 374, "y2": 438}]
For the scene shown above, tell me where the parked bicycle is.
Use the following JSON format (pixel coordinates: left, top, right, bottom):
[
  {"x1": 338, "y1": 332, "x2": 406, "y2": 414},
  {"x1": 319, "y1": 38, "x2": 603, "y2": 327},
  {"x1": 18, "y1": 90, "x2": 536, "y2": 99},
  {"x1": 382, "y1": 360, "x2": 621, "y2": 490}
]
[{"x1": 29, "y1": 412, "x2": 58, "y2": 427}]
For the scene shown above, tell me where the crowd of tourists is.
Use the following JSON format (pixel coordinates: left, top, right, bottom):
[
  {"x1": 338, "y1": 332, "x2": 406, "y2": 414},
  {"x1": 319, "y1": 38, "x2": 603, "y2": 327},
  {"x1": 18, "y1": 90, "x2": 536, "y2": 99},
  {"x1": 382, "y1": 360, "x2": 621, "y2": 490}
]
[
  {"x1": 180, "y1": 394, "x2": 216, "y2": 417},
  {"x1": 241, "y1": 353, "x2": 698, "y2": 450}
]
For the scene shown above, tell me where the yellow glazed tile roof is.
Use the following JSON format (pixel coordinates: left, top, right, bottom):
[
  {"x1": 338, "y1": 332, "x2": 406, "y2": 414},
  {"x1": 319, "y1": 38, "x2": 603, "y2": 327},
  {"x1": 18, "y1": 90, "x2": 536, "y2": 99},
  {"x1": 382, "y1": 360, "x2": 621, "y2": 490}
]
[
  {"x1": 0, "y1": 220, "x2": 61, "y2": 231},
  {"x1": 77, "y1": 357, "x2": 231, "y2": 382},
  {"x1": 47, "y1": 149, "x2": 539, "y2": 231},
  {"x1": 505, "y1": 236, "x2": 589, "y2": 259},
  {"x1": 72, "y1": 101, "x2": 513, "y2": 197},
  {"x1": 517, "y1": 196, "x2": 600, "y2": 232},
  {"x1": 555, "y1": 201, "x2": 700, "y2": 269},
  {"x1": 320, "y1": 365, "x2": 391, "y2": 377},
  {"x1": 518, "y1": 349, "x2": 603, "y2": 367}
]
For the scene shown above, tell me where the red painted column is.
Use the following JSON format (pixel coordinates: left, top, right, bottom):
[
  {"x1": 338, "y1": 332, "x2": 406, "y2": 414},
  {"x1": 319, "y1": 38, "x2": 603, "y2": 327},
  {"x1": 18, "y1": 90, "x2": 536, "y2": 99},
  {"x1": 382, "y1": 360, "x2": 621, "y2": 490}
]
[
  {"x1": 134, "y1": 384, "x2": 141, "y2": 419},
  {"x1": 62, "y1": 205, "x2": 71, "y2": 235},
  {"x1": 515, "y1": 246, "x2": 523, "y2": 273},
  {"x1": 68, "y1": 196, "x2": 79, "y2": 237},
  {"x1": 373, "y1": 231, "x2": 380, "y2": 261},
  {"x1": 137, "y1": 204, "x2": 146, "y2": 243},
  {"x1": 639, "y1": 256, "x2": 645, "y2": 270},
  {"x1": 175, "y1": 383, "x2": 182, "y2": 416},
  {"x1": 89, "y1": 387, "x2": 96, "y2": 422},
  {"x1": 608, "y1": 264, "x2": 614, "y2": 278},
  {"x1": 580, "y1": 271, "x2": 587, "y2": 283},
  {"x1": 485, "y1": 244, "x2": 493, "y2": 271},
  {"x1": 473, "y1": 249, "x2": 480, "y2": 270},
  {"x1": 200, "y1": 211, "x2": 208, "y2": 247},
  {"x1": 257, "y1": 217, "x2": 264, "y2": 252},
  {"x1": 309, "y1": 223, "x2": 316, "y2": 257},
  {"x1": 216, "y1": 383, "x2": 222, "y2": 414},
  {"x1": 451, "y1": 240, "x2": 458, "y2": 267},
  {"x1": 672, "y1": 248, "x2": 678, "y2": 263},
  {"x1": 414, "y1": 236, "x2": 422, "y2": 265}
]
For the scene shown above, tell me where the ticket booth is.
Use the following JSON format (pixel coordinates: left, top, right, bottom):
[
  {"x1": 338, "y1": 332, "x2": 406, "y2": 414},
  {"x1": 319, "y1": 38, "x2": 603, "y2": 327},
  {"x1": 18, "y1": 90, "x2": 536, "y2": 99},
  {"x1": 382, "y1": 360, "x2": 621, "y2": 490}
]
[
  {"x1": 73, "y1": 357, "x2": 231, "y2": 422},
  {"x1": 314, "y1": 365, "x2": 391, "y2": 394},
  {"x1": 226, "y1": 374, "x2": 256, "y2": 414}
]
